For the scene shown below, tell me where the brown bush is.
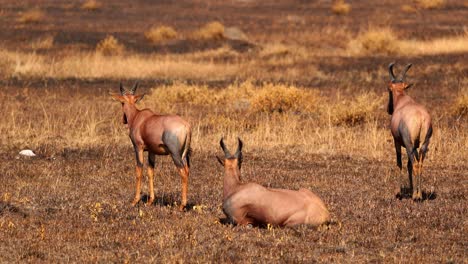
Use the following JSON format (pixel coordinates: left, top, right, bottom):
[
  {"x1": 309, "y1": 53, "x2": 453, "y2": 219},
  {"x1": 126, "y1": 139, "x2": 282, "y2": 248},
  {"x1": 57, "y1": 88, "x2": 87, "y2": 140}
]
[
  {"x1": 96, "y1": 35, "x2": 125, "y2": 56},
  {"x1": 348, "y1": 27, "x2": 400, "y2": 55},
  {"x1": 452, "y1": 87, "x2": 468, "y2": 119},
  {"x1": 331, "y1": 0, "x2": 351, "y2": 15},
  {"x1": 415, "y1": 0, "x2": 445, "y2": 9},
  {"x1": 31, "y1": 36, "x2": 54, "y2": 50},
  {"x1": 17, "y1": 8, "x2": 45, "y2": 23},
  {"x1": 81, "y1": 0, "x2": 102, "y2": 11},
  {"x1": 401, "y1": 4, "x2": 418, "y2": 13},
  {"x1": 145, "y1": 26, "x2": 178, "y2": 44},
  {"x1": 192, "y1": 21, "x2": 225, "y2": 40},
  {"x1": 328, "y1": 92, "x2": 384, "y2": 126}
]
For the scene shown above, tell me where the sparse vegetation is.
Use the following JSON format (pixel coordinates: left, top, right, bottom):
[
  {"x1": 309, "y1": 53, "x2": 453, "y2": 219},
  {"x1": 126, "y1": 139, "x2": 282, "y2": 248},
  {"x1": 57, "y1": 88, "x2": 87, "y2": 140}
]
[
  {"x1": 31, "y1": 36, "x2": 54, "y2": 50},
  {"x1": 452, "y1": 86, "x2": 468, "y2": 119},
  {"x1": 81, "y1": 0, "x2": 102, "y2": 11},
  {"x1": 95, "y1": 35, "x2": 125, "y2": 56},
  {"x1": 192, "y1": 21, "x2": 225, "y2": 40},
  {"x1": 17, "y1": 8, "x2": 45, "y2": 24},
  {"x1": 348, "y1": 27, "x2": 400, "y2": 55},
  {"x1": 415, "y1": 0, "x2": 446, "y2": 9},
  {"x1": 145, "y1": 25, "x2": 178, "y2": 44},
  {"x1": 331, "y1": 0, "x2": 351, "y2": 15}
]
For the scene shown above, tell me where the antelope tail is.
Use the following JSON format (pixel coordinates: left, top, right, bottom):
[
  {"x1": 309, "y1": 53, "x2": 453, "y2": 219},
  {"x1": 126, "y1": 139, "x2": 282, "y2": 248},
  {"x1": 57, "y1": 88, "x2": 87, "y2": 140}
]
[{"x1": 181, "y1": 127, "x2": 192, "y2": 168}]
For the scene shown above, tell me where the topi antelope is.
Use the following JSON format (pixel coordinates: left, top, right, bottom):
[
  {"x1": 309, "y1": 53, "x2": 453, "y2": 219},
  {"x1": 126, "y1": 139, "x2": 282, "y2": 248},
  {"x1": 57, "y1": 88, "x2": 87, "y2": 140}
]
[
  {"x1": 216, "y1": 138, "x2": 330, "y2": 227},
  {"x1": 387, "y1": 63, "x2": 433, "y2": 201},
  {"x1": 111, "y1": 82, "x2": 192, "y2": 210}
]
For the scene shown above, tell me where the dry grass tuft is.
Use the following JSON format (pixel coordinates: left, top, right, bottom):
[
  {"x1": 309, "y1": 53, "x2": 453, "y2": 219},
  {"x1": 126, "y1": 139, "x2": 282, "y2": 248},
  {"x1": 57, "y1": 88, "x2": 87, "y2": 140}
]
[
  {"x1": 331, "y1": 0, "x2": 351, "y2": 15},
  {"x1": 401, "y1": 4, "x2": 418, "y2": 13},
  {"x1": 96, "y1": 35, "x2": 125, "y2": 56},
  {"x1": 192, "y1": 21, "x2": 225, "y2": 40},
  {"x1": 328, "y1": 92, "x2": 384, "y2": 126},
  {"x1": 81, "y1": 0, "x2": 102, "y2": 11},
  {"x1": 348, "y1": 27, "x2": 400, "y2": 55},
  {"x1": 452, "y1": 87, "x2": 468, "y2": 119},
  {"x1": 145, "y1": 26, "x2": 178, "y2": 44},
  {"x1": 31, "y1": 36, "x2": 54, "y2": 50},
  {"x1": 415, "y1": 0, "x2": 445, "y2": 9},
  {"x1": 17, "y1": 8, "x2": 45, "y2": 24}
]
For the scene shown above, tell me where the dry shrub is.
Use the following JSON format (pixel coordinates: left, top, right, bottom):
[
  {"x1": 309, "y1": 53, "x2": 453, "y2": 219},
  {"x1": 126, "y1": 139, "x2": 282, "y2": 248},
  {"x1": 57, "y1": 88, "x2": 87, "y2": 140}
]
[
  {"x1": 31, "y1": 36, "x2": 54, "y2": 50},
  {"x1": 331, "y1": 0, "x2": 351, "y2": 15},
  {"x1": 17, "y1": 8, "x2": 45, "y2": 24},
  {"x1": 81, "y1": 0, "x2": 102, "y2": 11},
  {"x1": 96, "y1": 35, "x2": 125, "y2": 56},
  {"x1": 415, "y1": 0, "x2": 445, "y2": 9},
  {"x1": 145, "y1": 26, "x2": 178, "y2": 44},
  {"x1": 250, "y1": 84, "x2": 320, "y2": 114},
  {"x1": 192, "y1": 21, "x2": 225, "y2": 40},
  {"x1": 348, "y1": 27, "x2": 400, "y2": 55},
  {"x1": 401, "y1": 4, "x2": 418, "y2": 13},
  {"x1": 452, "y1": 87, "x2": 468, "y2": 119},
  {"x1": 328, "y1": 92, "x2": 384, "y2": 126},
  {"x1": 224, "y1": 27, "x2": 248, "y2": 41}
]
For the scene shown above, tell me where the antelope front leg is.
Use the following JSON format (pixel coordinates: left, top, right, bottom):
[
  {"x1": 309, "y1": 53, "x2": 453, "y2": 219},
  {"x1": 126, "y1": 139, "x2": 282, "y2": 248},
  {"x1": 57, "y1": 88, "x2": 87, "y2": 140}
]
[
  {"x1": 132, "y1": 148, "x2": 144, "y2": 206},
  {"x1": 178, "y1": 165, "x2": 189, "y2": 211}
]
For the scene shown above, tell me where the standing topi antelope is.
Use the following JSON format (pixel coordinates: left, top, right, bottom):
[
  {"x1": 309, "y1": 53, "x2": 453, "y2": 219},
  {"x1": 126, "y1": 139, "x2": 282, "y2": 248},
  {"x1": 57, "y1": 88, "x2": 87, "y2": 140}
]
[
  {"x1": 111, "y1": 82, "x2": 192, "y2": 210},
  {"x1": 216, "y1": 138, "x2": 330, "y2": 227},
  {"x1": 387, "y1": 63, "x2": 433, "y2": 201}
]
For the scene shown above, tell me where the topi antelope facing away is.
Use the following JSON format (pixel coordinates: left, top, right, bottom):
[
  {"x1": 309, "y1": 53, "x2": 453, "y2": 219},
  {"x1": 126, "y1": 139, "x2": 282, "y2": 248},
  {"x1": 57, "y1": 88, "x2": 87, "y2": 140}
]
[
  {"x1": 111, "y1": 82, "x2": 192, "y2": 210},
  {"x1": 216, "y1": 138, "x2": 330, "y2": 227},
  {"x1": 387, "y1": 63, "x2": 433, "y2": 201}
]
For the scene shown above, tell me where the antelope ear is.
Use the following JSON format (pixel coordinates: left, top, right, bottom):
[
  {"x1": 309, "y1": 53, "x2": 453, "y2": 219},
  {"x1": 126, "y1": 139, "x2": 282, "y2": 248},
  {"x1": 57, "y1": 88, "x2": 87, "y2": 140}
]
[
  {"x1": 110, "y1": 93, "x2": 126, "y2": 103},
  {"x1": 134, "y1": 93, "x2": 145, "y2": 103},
  {"x1": 216, "y1": 156, "x2": 225, "y2": 166},
  {"x1": 404, "y1": 83, "x2": 413, "y2": 90}
]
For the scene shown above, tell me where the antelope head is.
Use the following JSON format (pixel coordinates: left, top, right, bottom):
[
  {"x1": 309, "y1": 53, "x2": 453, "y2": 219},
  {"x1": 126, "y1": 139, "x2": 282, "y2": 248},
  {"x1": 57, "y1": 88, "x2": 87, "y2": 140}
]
[
  {"x1": 217, "y1": 137, "x2": 243, "y2": 170},
  {"x1": 110, "y1": 82, "x2": 145, "y2": 125},
  {"x1": 387, "y1": 62, "x2": 413, "y2": 114}
]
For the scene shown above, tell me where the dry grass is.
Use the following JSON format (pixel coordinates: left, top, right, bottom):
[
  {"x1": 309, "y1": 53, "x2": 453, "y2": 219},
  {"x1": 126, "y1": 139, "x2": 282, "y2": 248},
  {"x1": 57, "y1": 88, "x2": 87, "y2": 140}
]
[
  {"x1": 81, "y1": 0, "x2": 102, "y2": 11},
  {"x1": 347, "y1": 27, "x2": 400, "y2": 56},
  {"x1": 17, "y1": 8, "x2": 45, "y2": 24},
  {"x1": 328, "y1": 92, "x2": 385, "y2": 126},
  {"x1": 452, "y1": 86, "x2": 468, "y2": 119},
  {"x1": 331, "y1": 0, "x2": 351, "y2": 15},
  {"x1": 95, "y1": 35, "x2": 125, "y2": 56},
  {"x1": 31, "y1": 36, "x2": 54, "y2": 50},
  {"x1": 415, "y1": 0, "x2": 446, "y2": 9},
  {"x1": 398, "y1": 33, "x2": 468, "y2": 55},
  {"x1": 192, "y1": 21, "x2": 225, "y2": 40},
  {"x1": 145, "y1": 26, "x2": 178, "y2": 44},
  {"x1": 401, "y1": 4, "x2": 418, "y2": 13}
]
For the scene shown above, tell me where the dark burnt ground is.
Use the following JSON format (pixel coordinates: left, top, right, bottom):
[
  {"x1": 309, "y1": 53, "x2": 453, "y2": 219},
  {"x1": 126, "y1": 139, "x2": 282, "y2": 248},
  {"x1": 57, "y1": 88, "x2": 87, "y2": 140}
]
[
  {"x1": 0, "y1": 144, "x2": 466, "y2": 262},
  {"x1": 0, "y1": 0, "x2": 467, "y2": 53}
]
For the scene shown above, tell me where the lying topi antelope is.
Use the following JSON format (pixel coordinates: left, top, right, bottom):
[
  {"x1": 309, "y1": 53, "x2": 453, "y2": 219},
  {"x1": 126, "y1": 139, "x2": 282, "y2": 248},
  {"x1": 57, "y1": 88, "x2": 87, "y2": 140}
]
[
  {"x1": 111, "y1": 82, "x2": 192, "y2": 210},
  {"x1": 216, "y1": 138, "x2": 330, "y2": 227},
  {"x1": 387, "y1": 63, "x2": 433, "y2": 200}
]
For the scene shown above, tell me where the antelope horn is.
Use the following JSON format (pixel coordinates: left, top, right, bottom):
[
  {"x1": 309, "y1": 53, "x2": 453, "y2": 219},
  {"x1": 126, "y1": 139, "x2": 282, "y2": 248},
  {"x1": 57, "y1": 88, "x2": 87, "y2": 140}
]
[
  {"x1": 400, "y1": 63, "x2": 412, "y2": 82},
  {"x1": 119, "y1": 82, "x2": 126, "y2": 95},
  {"x1": 130, "y1": 81, "x2": 139, "y2": 94},
  {"x1": 220, "y1": 138, "x2": 231, "y2": 158},
  {"x1": 234, "y1": 137, "x2": 243, "y2": 158},
  {"x1": 388, "y1": 62, "x2": 396, "y2": 82}
]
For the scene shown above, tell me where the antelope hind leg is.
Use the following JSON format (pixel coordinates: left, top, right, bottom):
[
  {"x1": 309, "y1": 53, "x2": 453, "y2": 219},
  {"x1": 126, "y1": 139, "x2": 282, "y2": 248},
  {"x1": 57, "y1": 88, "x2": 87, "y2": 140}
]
[{"x1": 178, "y1": 165, "x2": 189, "y2": 211}]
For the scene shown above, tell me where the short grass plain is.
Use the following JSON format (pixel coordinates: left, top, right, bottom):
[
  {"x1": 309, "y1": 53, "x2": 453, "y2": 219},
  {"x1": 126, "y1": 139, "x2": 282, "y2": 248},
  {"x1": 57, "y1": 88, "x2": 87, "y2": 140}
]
[{"x1": 0, "y1": 0, "x2": 467, "y2": 262}]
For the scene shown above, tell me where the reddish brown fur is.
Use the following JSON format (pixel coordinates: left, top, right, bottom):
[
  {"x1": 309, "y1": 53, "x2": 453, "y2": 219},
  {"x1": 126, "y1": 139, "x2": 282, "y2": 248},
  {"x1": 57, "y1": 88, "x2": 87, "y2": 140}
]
[
  {"x1": 387, "y1": 63, "x2": 433, "y2": 201},
  {"x1": 111, "y1": 83, "x2": 191, "y2": 210},
  {"x1": 218, "y1": 138, "x2": 330, "y2": 227}
]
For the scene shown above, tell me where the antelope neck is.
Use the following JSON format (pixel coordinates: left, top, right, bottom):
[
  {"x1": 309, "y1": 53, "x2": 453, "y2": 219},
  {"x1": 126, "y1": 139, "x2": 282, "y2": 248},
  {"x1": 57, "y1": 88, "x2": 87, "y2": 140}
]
[
  {"x1": 223, "y1": 166, "x2": 241, "y2": 199},
  {"x1": 123, "y1": 104, "x2": 139, "y2": 126}
]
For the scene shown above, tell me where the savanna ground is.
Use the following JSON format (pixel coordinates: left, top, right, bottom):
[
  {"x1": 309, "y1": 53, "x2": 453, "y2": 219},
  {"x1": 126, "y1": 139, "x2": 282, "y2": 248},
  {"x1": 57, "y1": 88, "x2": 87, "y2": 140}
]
[{"x1": 0, "y1": 0, "x2": 467, "y2": 262}]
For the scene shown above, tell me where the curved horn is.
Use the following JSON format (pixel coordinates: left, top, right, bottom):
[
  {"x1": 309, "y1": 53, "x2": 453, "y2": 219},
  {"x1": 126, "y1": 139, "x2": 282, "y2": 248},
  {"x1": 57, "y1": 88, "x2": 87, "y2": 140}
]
[
  {"x1": 220, "y1": 138, "x2": 231, "y2": 158},
  {"x1": 119, "y1": 82, "x2": 126, "y2": 95},
  {"x1": 130, "y1": 81, "x2": 139, "y2": 94},
  {"x1": 234, "y1": 138, "x2": 243, "y2": 158},
  {"x1": 400, "y1": 63, "x2": 412, "y2": 81},
  {"x1": 388, "y1": 62, "x2": 396, "y2": 81}
]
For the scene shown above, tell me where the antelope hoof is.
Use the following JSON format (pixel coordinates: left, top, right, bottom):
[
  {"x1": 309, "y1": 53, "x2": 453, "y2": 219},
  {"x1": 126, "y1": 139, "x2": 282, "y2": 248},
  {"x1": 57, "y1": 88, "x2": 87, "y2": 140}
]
[
  {"x1": 131, "y1": 198, "x2": 141, "y2": 207},
  {"x1": 412, "y1": 190, "x2": 422, "y2": 201},
  {"x1": 178, "y1": 204, "x2": 186, "y2": 212},
  {"x1": 146, "y1": 197, "x2": 154, "y2": 206}
]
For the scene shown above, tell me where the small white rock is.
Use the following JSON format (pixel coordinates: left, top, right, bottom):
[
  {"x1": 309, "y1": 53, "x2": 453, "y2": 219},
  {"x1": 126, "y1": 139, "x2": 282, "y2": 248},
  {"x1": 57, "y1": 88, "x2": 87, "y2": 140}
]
[{"x1": 19, "y1": 149, "x2": 36, "y2": 157}]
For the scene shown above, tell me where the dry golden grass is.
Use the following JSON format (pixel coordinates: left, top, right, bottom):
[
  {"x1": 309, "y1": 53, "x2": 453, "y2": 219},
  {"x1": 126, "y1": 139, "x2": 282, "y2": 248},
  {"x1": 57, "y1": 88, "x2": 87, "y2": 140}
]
[
  {"x1": 398, "y1": 33, "x2": 468, "y2": 55},
  {"x1": 31, "y1": 36, "x2": 54, "y2": 50},
  {"x1": 452, "y1": 86, "x2": 468, "y2": 119},
  {"x1": 145, "y1": 26, "x2": 178, "y2": 44},
  {"x1": 328, "y1": 92, "x2": 385, "y2": 126},
  {"x1": 347, "y1": 27, "x2": 400, "y2": 56},
  {"x1": 96, "y1": 35, "x2": 125, "y2": 56},
  {"x1": 81, "y1": 0, "x2": 102, "y2": 11},
  {"x1": 331, "y1": 0, "x2": 351, "y2": 15},
  {"x1": 192, "y1": 21, "x2": 225, "y2": 40},
  {"x1": 415, "y1": 0, "x2": 445, "y2": 9},
  {"x1": 17, "y1": 8, "x2": 45, "y2": 24},
  {"x1": 401, "y1": 4, "x2": 418, "y2": 13}
]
